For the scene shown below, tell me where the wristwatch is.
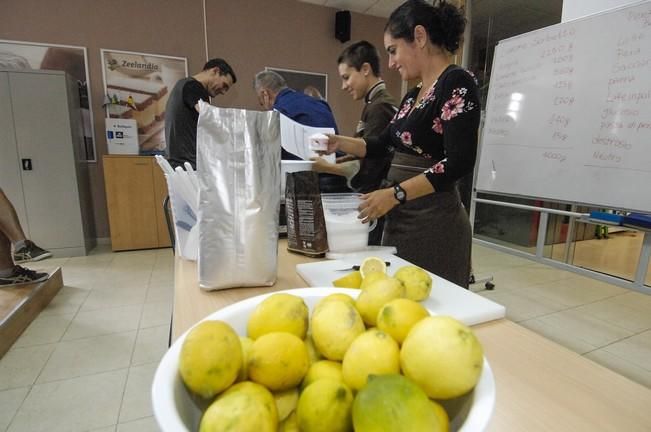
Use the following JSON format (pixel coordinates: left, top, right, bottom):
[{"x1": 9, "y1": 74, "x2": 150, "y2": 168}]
[{"x1": 393, "y1": 184, "x2": 407, "y2": 205}]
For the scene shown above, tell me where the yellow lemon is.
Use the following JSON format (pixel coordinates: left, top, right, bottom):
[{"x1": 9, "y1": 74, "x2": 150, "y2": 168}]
[
  {"x1": 221, "y1": 381, "x2": 277, "y2": 408},
  {"x1": 248, "y1": 332, "x2": 309, "y2": 391},
  {"x1": 393, "y1": 265, "x2": 433, "y2": 301},
  {"x1": 355, "y1": 277, "x2": 405, "y2": 326},
  {"x1": 279, "y1": 410, "x2": 299, "y2": 432},
  {"x1": 352, "y1": 374, "x2": 444, "y2": 432},
  {"x1": 297, "y1": 379, "x2": 354, "y2": 432},
  {"x1": 301, "y1": 360, "x2": 344, "y2": 390},
  {"x1": 304, "y1": 333, "x2": 323, "y2": 365},
  {"x1": 401, "y1": 316, "x2": 484, "y2": 399},
  {"x1": 274, "y1": 387, "x2": 299, "y2": 422},
  {"x1": 376, "y1": 298, "x2": 430, "y2": 344},
  {"x1": 359, "y1": 256, "x2": 386, "y2": 278},
  {"x1": 179, "y1": 320, "x2": 241, "y2": 398},
  {"x1": 341, "y1": 329, "x2": 400, "y2": 391},
  {"x1": 199, "y1": 381, "x2": 277, "y2": 432},
  {"x1": 430, "y1": 400, "x2": 450, "y2": 432},
  {"x1": 311, "y1": 299, "x2": 365, "y2": 361},
  {"x1": 359, "y1": 271, "x2": 388, "y2": 290},
  {"x1": 332, "y1": 270, "x2": 362, "y2": 288},
  {"x1": 316, "y1": 293, "x2": 356, "y2": 308},
  {"x1": 236, "y1": 336, "x2": 254, "y2": 382},
  {"x1": 247, "y1": 293, "x2": 309, "y2": 340}
]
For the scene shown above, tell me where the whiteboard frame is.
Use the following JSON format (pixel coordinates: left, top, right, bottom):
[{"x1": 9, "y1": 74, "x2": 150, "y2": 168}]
[{"x1": 474, "y1": 0, "x2": 651, "y2": 215}]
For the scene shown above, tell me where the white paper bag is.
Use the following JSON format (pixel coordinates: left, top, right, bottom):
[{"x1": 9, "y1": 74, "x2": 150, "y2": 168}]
[{"x1": 196, "y1": 102, "x2": 281, "y2": 289}]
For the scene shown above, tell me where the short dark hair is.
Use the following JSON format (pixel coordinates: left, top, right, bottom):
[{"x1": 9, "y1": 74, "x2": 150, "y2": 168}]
[
  {"x1": 385, "y1": 0, "x2": 466, "y2": 53},
  {"x1": 337, "y1": 40, "x2": 381, "y2": 76},
  {"x1": 203, "y1": 58, "x2": 237, "y2": 84}
]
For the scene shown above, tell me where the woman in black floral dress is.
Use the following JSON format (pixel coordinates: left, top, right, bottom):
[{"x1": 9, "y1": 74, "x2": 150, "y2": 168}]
[{"x1": 324, "y1": 0, "x2": 480, "y2": 287}]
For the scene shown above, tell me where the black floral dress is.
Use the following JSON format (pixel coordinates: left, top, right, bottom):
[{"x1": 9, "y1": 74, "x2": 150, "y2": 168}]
[{"x1": 365, "y1": 65, "x2": 480, "y2": 287}]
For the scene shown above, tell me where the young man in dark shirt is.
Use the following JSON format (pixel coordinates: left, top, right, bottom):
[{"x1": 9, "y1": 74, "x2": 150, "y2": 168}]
[
  {"x1": 312, "y1": 41, "x2": 398, "y2": 244},
  {"x1": 165, "y1": 58, "x2": 237, "y2": 169}
]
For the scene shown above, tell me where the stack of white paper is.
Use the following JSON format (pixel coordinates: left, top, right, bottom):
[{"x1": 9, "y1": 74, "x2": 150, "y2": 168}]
[{"x1": 279, "y1": 113, "x2": 336, "y2": 163}]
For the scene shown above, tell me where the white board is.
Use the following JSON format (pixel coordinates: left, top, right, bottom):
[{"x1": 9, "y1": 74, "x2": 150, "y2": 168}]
[
  {"x1": 476, "y1": 0, "x2": 651, "y2": 213},
  {"x1": 562, "y1": 0, "x2": 639, "y2": 22}
]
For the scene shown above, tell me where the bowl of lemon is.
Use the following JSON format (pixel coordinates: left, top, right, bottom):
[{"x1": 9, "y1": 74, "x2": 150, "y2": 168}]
[{"x1": 152, "y1": 263, "x2": 495, "y2": 431}]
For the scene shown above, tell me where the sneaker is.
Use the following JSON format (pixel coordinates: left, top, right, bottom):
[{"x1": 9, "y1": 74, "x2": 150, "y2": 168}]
[
  {"x1": 0, "y1": 265, "x2": 49, "y2": 286},
  {"x1": 13, "y1": 240, "x2": 52, "y2": 263}
]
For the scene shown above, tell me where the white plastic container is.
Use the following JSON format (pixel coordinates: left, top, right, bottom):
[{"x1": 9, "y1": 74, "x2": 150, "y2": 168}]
[
  {"x1": 308, "y1": 132, "x2": 329, "y2": 151},
  {"x1": 321, "y1": 193, "x2": 377, "y2": 253}
]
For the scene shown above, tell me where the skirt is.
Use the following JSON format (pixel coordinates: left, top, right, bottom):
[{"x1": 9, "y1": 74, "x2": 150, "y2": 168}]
[{"x1": 382, "y1": 152, "x2": 471, "y2": 288}]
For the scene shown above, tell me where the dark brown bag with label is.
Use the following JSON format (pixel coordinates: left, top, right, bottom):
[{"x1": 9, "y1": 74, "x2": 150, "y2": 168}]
[{"x1": 285, "y1": 171, "x2": 328, "y2": 257}]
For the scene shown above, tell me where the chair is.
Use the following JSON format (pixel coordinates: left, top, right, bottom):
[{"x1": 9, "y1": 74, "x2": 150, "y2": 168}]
[{"x1": 163, "y1": 195, "x2": 175, "y2": 253}]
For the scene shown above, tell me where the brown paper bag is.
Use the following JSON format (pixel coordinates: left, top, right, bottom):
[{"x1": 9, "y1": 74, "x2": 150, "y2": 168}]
[{"x1": 285, "y1": 171, "x2": 328, "y2": 257}]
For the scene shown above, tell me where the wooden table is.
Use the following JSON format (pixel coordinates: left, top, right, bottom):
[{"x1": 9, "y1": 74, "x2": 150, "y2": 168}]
[{"x1": 172, "y1": 241, "x2": 651, "y2": 431}]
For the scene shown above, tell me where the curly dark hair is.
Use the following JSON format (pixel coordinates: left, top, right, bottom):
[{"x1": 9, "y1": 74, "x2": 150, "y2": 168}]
[{"x1": 385, "y1": 0, "x2": 466, "y2": 53}]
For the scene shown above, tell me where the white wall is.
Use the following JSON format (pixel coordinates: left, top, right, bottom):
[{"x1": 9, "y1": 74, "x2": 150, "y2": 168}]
[{"x1": 562, "y1": 0, "x2": 641, "y2": 22}]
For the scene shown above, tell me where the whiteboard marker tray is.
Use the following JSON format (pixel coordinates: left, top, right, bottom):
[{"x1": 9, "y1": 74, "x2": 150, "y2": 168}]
[{"x1": 296, "y1": 255, "x2": 506, "y2": 326}]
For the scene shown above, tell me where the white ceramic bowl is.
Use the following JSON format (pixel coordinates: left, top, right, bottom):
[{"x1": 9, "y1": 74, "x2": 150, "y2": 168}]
[{"x1": 152, "y1": 287, "x2": 496, "y2": 431}]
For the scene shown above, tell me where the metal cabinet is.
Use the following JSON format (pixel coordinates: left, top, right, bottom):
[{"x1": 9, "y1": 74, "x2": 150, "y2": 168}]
[{"x1": 0, "y1": 69, "x2": 93, "y2": 256}]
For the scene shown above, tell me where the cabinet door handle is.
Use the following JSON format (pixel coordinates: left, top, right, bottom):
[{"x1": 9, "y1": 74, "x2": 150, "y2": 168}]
[
  {"x1": 133, "y1": 162, "x2": 148, "y2": 166},
  {"x1": 21, "y1": 159, "x2": 33, "y2": 170}
]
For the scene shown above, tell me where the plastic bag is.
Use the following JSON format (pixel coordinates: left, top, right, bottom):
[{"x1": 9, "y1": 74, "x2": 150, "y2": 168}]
[
  {"x1": 196, "y1": 102, "x2": 281, "y2": 289},
  {"x1": 154, "y1": 156, "x2": 199, "y2": 261}
]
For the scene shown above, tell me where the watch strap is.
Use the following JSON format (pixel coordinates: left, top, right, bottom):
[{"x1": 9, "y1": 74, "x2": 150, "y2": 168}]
[{"x1": 393, "y1": 184, "x2": 407, "y2": 205}]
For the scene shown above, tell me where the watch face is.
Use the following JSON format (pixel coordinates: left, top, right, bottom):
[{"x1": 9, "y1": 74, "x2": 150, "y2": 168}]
[{"x1": 394, "y1": 186, "x2": 406, "y2": 202}]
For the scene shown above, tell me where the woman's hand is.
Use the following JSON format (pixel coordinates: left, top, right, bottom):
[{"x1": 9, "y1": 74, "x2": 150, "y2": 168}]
[
  {"x1": 309, "y1": 156, "x2": 334, "y2": 174},
  {"x1": 358, "y1": 188, "x2": 398, "y2": 222},
  {"x1": 315, "y1": 135, "x2": 367, "y2": 158},
  {"x1": 323, "y1": 134, "x2": 342, "y2": 155}
]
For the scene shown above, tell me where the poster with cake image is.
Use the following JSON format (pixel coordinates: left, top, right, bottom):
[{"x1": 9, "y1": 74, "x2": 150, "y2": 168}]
[
  {"x1": 0, "y1": 40, "x2": 96, "y2": 162},
  {"x1": 101, "y1": 49, "x2": 187, "y2": 155}
]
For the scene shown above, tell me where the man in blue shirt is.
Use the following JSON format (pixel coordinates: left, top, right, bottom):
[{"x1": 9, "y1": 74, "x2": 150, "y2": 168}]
[{"x1": 254, "y1": 70, "x2": 348, "y2": 192}]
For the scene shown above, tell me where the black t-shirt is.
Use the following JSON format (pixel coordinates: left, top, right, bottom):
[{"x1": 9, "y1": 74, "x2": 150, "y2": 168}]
[{"x1": 165, "y1": 77, "x2": 210, "y2": 169}]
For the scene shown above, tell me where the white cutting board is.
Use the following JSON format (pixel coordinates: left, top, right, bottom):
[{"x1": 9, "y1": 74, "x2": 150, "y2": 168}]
[{"x1": 296, "y1": 255, "x2": 505, "y2": 326}]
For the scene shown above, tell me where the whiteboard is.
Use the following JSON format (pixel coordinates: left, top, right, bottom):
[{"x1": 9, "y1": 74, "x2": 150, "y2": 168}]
[{"x1": 476, "y1": 0, "x2": 651, "y2": 213}]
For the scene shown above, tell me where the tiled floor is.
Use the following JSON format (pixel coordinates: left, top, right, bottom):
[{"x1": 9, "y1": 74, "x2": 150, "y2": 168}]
[
  {"x1": 1, "y1": 241, "x2": 651, "y2": 431},
  {"x1": 472, "y1": 243, "x2": 651, "y2": 389},
  {"x1": 0, "y1": 246, "x2": 172, "y2": 432}
]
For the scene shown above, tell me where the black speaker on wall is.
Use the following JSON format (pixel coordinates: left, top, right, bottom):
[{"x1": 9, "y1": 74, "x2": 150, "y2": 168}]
[{"x1": 335, "y1": 10, "x2": 351, "y2": 43}]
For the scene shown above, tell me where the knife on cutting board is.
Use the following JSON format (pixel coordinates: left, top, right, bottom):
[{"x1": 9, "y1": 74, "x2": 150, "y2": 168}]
[{"x1": 335, "y1": 261, "x2": 392, "y2": 271}]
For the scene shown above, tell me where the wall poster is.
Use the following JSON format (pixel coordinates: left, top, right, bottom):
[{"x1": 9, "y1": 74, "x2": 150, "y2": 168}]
[
  {"x1": 0, "y1": 40, "x2": 96, "y2": 162},
  {"x1": 101, "y1": 49, "x2": 188, "y2": 155},
  {"x1": 266, "y1": 67, "x2": 328, "y2": 101}
]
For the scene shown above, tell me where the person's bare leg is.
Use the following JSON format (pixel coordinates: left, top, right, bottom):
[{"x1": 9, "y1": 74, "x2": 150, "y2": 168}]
[
  {"x1": 0, "y1": 188, "x2": 27, "y2": 243},
  {"x1": 0, "y1": 229, "x2": 50, "y2": 285},
  {"x1": 0, "y1": 188, "x2": 51, "y2": 263},
  {"x1": 0, "y1": 231, "x2": 14, "y2": 271}
]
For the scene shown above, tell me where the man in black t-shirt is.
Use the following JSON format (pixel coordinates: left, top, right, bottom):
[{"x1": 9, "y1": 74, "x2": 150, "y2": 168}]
[{"x1": 165, "y1": 58, "x2": 237, "y2": 169}]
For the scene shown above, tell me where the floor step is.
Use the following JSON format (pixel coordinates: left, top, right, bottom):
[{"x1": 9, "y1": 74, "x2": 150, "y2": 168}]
[{"x1": 0, "y1": 267, "x2": 63, "y2": 358}]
